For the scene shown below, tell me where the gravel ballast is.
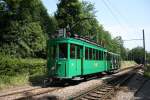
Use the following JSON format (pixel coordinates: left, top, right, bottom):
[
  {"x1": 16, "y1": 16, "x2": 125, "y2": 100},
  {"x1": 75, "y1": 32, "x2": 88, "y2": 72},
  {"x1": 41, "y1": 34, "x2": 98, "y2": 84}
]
[{"x1": 41, "y1": 79, "x2": 103, "y2": 100}]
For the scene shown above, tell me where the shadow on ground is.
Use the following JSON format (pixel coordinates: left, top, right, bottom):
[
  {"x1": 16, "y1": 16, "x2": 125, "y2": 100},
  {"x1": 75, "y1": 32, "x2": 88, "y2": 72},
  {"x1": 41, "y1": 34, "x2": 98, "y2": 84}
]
[
  {"x1": 107, "y1": 72, "x2": 150, "y2": 100},
  {"x1": 28, "y1": 74, "x2": 83, "y2": 88}
]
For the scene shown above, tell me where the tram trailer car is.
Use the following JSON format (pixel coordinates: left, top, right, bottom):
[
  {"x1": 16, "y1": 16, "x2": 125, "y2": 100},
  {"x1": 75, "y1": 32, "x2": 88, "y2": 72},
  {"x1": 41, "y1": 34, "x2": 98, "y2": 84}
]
[{"x1": 47, "y1": 37, "x2": 121, "y2": 82}]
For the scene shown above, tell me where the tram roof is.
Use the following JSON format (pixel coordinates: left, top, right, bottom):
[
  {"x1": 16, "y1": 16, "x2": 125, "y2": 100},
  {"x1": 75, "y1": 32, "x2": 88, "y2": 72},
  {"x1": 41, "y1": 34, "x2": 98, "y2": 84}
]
[{"x1": 49, "y1": 37, "x2": 107, "y2": 51}]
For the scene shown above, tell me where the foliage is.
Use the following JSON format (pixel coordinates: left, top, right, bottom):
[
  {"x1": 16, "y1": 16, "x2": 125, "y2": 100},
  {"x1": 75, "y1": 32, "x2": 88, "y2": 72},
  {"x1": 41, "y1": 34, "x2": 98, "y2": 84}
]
[
  {"x1": 128, "y1": 47, "x2": 145, "y2": 64},
  {"x1": 0, "y1": 54, "x2": 46, "y2": 76},
  {"x1": 121, "y1": 61, "x2": 137, "y2": 69},
  {"x1": 0, "y1": 74, "x2": 29, "y2": 89},
  {"x1": 147, "y1": 52, "x2": 150, "y2": 64},
  {"x1": 0, "y1": 0, "x2": 7, "y2": 11},
  {"x1": 0, "y1": 21, "x2": 46, "y2": 57},
  {"x1": 144, "y1": 65, "x2": 150, "y2": 77},
  {"x1": 48, "y1": 16, "x2": 58, "y2": 35},
  {"x1": 73, "y1": 1, "x2": 97, "y2": 36},
  {"x1": 55, "y1": 0, "x2": 82, "y2": 28},
  {"x1": 114, "y1": 36, "x2": 128, "y2": 60},
  {"x1": 55, "y1": 0, "x2": 122, "y2": 54},
  {"x1": 0, "y1": 0, "x2": 130, "y2": 89},
  {"x1": 0, "y1": 0, "x2": 53, "y2": 58},
  {"x1": 0, "y1": 53, "x2": 46, "y2": 89}
]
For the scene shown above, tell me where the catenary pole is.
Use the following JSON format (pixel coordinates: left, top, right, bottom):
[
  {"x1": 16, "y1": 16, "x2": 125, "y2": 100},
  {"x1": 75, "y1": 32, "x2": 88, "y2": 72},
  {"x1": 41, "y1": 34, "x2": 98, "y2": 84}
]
[{"x1": 142, "y1": 29, "x2": 146, "y2": 67}]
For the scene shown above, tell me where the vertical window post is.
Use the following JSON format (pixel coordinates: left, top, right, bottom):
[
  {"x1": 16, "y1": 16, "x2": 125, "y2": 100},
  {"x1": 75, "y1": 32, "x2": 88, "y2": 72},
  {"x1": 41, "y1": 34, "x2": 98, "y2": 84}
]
[
  {"x1": 88, "y1": 48, "x2": 89, "y2": 60},
  {"x1": 75, "y1": 46, "x2": 77, "y2": 59},
  {"x1": 57, "y1": 44, "x2": 59, "y2": 59},
  {"x1": 68, "y1": 43, "x2": 70, "y2": 60}
]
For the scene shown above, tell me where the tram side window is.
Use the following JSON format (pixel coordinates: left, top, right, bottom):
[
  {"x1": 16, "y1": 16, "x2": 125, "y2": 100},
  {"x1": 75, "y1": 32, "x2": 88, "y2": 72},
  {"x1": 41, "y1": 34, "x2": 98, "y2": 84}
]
[
  {"x1": 107, "y1": 53, "x2": 108, "y2": 60},
  {"x1": 96, "y1": 50, "x2": 99, "y2": 60},
  {"x1": 70, "y1": 44, "x2": 75, "y2": 59},
  {"x1": 99, "y1": 51, "x2": 101, "y2": 60},
  {"x1": 59, "y1": 43, "x2": 67, "y2": 58},
  {"x1": 93, "y1": 49, "x2": 96, "y2": 60},
  {"x1": 101, "y1": 51, "x2": 104, "y2": 60},
  {"x1": 99, "y1": 51, "x2": 103, "y2": 60},
  {"x1": 85, "y1": 47, "x2": 88, "y2": 60},
  {"x1": 107, "y1": 53, "x2": 110, "y2": 60},
  {"x1": 104, "y1": 52, "x2": 106, "y2": 60},
  {"x1": 77, "y1": 46, "x2": 81, "y2": 59},
  {"x1": 89, "y1": 48, "x2": 92, "y2": 60}
]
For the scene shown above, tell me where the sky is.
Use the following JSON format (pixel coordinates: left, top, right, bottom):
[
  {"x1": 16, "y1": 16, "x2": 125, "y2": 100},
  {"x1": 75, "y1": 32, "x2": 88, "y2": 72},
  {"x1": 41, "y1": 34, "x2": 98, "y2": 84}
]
[{"x1": 42, "y1": 0, "x2": 150, "y2": 52}]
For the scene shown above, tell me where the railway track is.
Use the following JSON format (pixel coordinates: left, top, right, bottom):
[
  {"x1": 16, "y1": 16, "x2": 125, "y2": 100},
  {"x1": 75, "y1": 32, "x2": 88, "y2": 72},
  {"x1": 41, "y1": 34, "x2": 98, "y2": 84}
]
[
  {"x1": 72, "y1": 71, "x2": 136, "y2": 100},
  {"x1": 0, "y1": 66, "x2": 141, "y2": 100},
  {"x1": 0, "y1": 86, "x2": 62, "y2": 100}
]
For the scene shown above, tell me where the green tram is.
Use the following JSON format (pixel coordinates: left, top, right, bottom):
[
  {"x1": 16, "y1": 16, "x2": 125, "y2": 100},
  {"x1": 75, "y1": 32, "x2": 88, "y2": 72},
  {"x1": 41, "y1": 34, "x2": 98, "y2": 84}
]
[{"x1": 47, "y1": 32, "x2": 121, "y2": 82}]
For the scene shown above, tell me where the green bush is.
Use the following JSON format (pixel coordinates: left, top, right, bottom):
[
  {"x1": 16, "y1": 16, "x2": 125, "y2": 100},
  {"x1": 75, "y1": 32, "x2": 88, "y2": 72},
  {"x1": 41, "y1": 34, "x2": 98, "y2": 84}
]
[
  {"x1": 0, "y1": 74, "x2": 29, "y2": 89},
  {"x1": 144, "y1": 65, "x2": 150, "y2": 77},
  {"x1": 0, "y1": 54, "x2": 47, "y2": 89},
  {"x1": 0, "y1": 54, "x2": 46, "y2": 76}
]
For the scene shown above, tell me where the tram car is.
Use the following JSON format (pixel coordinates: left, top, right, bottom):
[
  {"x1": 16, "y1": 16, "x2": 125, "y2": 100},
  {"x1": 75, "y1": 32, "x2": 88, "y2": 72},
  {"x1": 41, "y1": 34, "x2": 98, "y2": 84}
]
[{"x1": 46, "y1": 29, "x2": 121, "y2": 83}]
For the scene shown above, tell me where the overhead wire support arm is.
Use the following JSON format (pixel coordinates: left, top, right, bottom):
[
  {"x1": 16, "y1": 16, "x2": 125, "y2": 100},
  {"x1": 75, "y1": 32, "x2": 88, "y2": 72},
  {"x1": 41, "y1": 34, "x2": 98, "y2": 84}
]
[{"x1": 123, "y1": 39, "x2": 143, "y2": 41}]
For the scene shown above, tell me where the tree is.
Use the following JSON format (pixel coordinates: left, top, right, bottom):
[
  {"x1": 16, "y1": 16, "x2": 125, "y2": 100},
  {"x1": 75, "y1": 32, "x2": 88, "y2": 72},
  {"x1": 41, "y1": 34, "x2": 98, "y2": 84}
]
[
  {"x1": 47, "y1": 16, "x2": 58, "y2": 36},
  {"x1": 0, "y1": 0, "x2": 7, "y2": 11},
  {"x1": 54, "y1": 0, "x2": 126, "y2": 57},
  {"x1": 128, "y1": 47, "x2": 145, "y2": 64},
  {"x1": 73, "y1": 1, "x2": 97, "y2": 36},
  {"x1": 0, "y1": 0, "x2": 52, "y2": 58},
  {"x1": 55, "y1": 0, "x2": 82, "y2": 29},
  {"x1": 147, "y1": 52, "x2": 150, "y2": 64}
]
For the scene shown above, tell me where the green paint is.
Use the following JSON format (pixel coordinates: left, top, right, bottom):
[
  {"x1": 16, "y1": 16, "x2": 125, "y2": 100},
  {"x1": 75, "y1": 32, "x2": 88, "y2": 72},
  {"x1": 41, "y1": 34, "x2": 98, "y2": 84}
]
[{"x1": 47, "y1": 37, "x2": 120, "y2": 79}]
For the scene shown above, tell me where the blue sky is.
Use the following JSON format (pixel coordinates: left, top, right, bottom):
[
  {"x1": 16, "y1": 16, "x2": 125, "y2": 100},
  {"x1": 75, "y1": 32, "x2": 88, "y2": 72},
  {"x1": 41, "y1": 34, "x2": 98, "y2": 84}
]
[{"x1": 42, "y1": 0, "x2": 150, "y2": 52}]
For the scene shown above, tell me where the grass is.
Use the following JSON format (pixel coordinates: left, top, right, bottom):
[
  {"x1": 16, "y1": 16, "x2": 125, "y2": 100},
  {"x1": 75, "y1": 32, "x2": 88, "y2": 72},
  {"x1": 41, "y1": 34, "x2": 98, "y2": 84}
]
[
  {"x1": 121, "y1": 61, "x2": 137, "y2": 69},
  {"x1": 0, "y1": 58, "x2": 138, "y2": 90},
  {"x1": 0, "y1": 74, "x2": 29, "y2": 90},
  {"x1": 144, "y1": 65, "x2": 150, "y2": 78},
  {"x1": 0, "y1": 56, "x2": 47, "y2": 90},
  {"x1": 0, "y1": 73, "x2": 47, "y2": 90}
]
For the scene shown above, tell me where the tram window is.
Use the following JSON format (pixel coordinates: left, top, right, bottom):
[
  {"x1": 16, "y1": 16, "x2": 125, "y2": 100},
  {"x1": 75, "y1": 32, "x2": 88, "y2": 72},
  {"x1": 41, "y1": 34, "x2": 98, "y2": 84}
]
[
  {"x1": 85, "y1": 47, "x2": 88, "y2": 60},
  {"x1": 99, "y1": 51, "x2": 102, "y2": 60},
  {"x1": 107, "y1": 53, "x2": 110, "y2": 60},
  {"x1": 104, "y1": 52, "x2": 106, "y2": 60},
  {"x1": 99, "y1": 51, "x2": 101, "y2": 60},
  {"x1": 89, "y1": 48, "x2": 92, "y2": 60},
  {"x1": 70, "y1": 44, "x2": 75, "y2": 59},
  {"x1": 101, "y1": 51, "x2": 104, "y2": 60},
  {"x1": 77, "y1": 46, "x2": 81, "y2": 59},
  {"x1": 59, "y1": 43, "x2": 67, "y2": 58},
  {"x1": 96, "y1": 50, "x2": 99, "y2": 60},
  {"x1": 93, "y1": 49, "x2": 96, "y2": 60}
]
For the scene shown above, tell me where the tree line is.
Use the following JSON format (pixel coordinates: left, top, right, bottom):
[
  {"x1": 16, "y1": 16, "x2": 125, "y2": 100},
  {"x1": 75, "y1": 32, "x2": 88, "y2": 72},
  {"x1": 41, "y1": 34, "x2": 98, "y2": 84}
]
[{"x1": 0, "y1": 0, "x2": 149, "y2": 64}]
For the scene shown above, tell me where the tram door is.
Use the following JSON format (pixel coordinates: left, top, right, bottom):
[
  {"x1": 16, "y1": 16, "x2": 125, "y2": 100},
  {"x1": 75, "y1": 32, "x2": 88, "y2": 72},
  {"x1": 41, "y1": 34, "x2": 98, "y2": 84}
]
[
  {"x1": 70, "y1": 44, "x2": 82, "y2": 76},
  {"x1": 76, "y1": 46, "x2": 83, "y2": 75}
]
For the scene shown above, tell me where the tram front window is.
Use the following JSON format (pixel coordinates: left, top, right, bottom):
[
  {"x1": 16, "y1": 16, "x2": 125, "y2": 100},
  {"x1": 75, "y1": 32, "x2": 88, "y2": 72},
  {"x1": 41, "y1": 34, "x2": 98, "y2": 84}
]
[{"x1": 59, "y1": 43, "x2": 67, "y2": 59}]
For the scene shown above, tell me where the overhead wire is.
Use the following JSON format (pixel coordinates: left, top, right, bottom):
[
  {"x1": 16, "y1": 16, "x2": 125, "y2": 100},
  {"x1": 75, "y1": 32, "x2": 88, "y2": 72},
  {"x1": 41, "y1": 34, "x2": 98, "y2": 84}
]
[
  {"x1": 101, "y1": 0, "x2": 128, "y2": 32},
  {"x1": 101, "y1": 0, "x2": 144, "y2": 50},
  {"x1": 104, "y1": 0, "x2": 143, "y2": 44},
  {"x1": 106, "y1": 0, "x2": 136, "y2": 33}
]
